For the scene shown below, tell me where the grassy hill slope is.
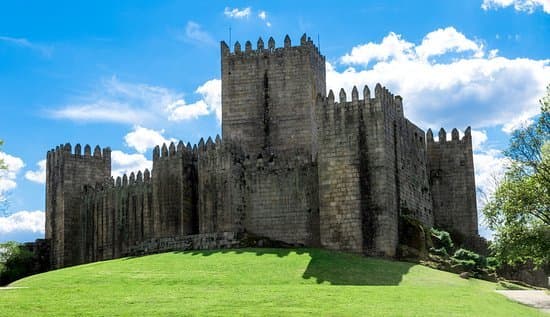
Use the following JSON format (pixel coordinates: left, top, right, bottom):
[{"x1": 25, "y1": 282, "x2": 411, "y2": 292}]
[{"x1": 0, "y1": 248, "x2": 543, "y2": 316}]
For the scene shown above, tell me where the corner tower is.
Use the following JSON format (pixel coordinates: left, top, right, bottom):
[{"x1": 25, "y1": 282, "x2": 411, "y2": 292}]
[
  {"x1": 221, "y1": 34, "x2": 326, "y2": 159},
  {"x1": 427, "y1": 127, "x2": 478, "y2": 239},
  {"x1": 45, "y1": 143, "x2": 111, "y2": 268}
]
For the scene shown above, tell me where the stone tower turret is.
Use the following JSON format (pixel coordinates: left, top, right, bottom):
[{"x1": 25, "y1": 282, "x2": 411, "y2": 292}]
[
  {"x1": 45, "y1": 143, "x2": 111, "y2": 268},
  {"x1": 221, "y1": 34, "x2": 326, "y2": 160},
  {"x1": 427, "y1": 127, "x2": 478, "y2": 238}
]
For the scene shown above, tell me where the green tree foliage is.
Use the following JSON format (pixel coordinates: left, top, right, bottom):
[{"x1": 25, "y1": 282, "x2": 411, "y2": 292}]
[
  {"x1": 0, "y1": 242, "x2": 35, "y2": 286},
  {"x1": 483, "y1": 85, "x2": 550, "y2": 267},
  {"x1": 0, "y1": 139, "x2": 6, "y2": 170}
]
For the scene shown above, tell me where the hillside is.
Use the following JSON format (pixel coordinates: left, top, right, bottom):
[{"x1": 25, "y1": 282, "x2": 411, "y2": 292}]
[{"x1": 0, "y1": 248, "x2": 544, "y2": 316}]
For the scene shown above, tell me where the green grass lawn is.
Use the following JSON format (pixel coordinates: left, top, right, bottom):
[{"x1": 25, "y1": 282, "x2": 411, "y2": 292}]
[{"x1": 0, "y1": 248, "x2": 544, "y2": 316}]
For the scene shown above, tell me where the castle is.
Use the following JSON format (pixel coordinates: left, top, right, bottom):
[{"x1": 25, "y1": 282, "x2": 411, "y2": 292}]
[{"x1": 45, "y1": 34, "x2": 478, "y2": 269}]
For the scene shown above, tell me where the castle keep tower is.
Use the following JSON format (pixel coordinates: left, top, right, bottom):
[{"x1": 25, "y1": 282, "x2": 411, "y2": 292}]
[
  {"x1": 45, "y1": 144, "x2": 111, "y2": 268},
  {"x1": 221, "y1": 34, "x2": 326, "y2": 159}
]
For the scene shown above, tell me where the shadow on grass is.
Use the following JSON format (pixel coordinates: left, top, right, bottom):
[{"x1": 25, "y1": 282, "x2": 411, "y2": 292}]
[{"x1": 173, "y1": 248, "x2": 414, "y2": 286}]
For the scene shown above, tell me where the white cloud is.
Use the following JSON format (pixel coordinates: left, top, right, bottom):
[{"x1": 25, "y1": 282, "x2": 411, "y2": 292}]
[
  {"x1": 196, "y1": 79, "x2": 222, "y2": 122},
  {"x1": 469, "y1": 130, "x2": 508, "y2": 239},
  {"x1": 257, "y1": 10, "x2": 272, "y2": 27},
  {"x1": 111, "y1": 150, "x2": 152, "y2": 178},
  {"x1": 24, "y1": 159, "x2": 46, "y2": 184},
  {"x1": 0, "y1": 36, "x2": 53, "y2": 57},
  {"x1": 415, "y1": 27, "x2": 483, "y2": 60},
  {"x1": 184, "y1": 21, "x2": 215, "y2": 46},
  {"x1": 0, "y1": 210, "x2": 45, "y2": 235},
  {"x1": 224, "y1": 7, "x2": 251, "y2": 19},
  {"x1": 481, "y1": 0, "x2": 550, "y2": 13},
  {"x1": 0, "y1": 152, "x2": 25, "y2": 203},
  {"x1": 124, "y1": 126, "x2": 176, "y2": 154},
  {"x1": 340, "y1": 32, "x2": 414, "y2": 66},
  {"x1": 167, "y1": 78, "x2": 221, "y2": 123},
  {"x1": 329, "y1": 27, "x2": 550, "y2": 132},
  {"x1": 50, "y1": 76, "x2": 221, "y2": 125},
  {"x1": 471, "y1": 129, "x2": 488, "y2": 151},
  {"x1": 258, "y1": 11, "x2": 267, "y2": 20}
]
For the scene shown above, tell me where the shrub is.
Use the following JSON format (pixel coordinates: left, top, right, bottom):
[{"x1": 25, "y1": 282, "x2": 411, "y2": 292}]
[
  {"x1": 429, "y1": 247, "x2": 448, "y2": 258},
  {"x1": 452, "y1": 248, "x2": 488, "y2": 273},
  {"x1": 430, "y1": 228, "x2": 454, "y2": 254}
]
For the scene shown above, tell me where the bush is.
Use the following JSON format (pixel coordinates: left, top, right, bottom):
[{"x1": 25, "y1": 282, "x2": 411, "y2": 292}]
[
  {"x1": 429, "y1": 247, "x2": 448, "y2": 258},
  {"x1": 451, "y1": 248, "x2": 488, "y2": 274},
  {"x1": 430, "y1": 228, "x2": 454, "y2": 254}
]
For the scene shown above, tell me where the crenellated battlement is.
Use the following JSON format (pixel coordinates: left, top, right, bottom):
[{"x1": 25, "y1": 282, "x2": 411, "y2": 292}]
[
  {"x1": 317, "y1": 84, "x2": 405, "y2": 127},
  {"x1": 221, "y1": 33, "x2": 323, "y2": 61},
  {"x1": 152, "y1": 140, "x2": 193, "y2": 162},
  {"x1": 47, "y1": 143, "x2": 111, "y2": 165},
  {"x1": 426, "y1": 126, "x2": 472, "y2": 144}
]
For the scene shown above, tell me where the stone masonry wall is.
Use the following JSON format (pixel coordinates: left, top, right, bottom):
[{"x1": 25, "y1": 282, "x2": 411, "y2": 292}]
[
  {"x1": 361, "y1": 84, "x2": 400, "y2": 256},
  {"x1": 317, "y1": 88, "x2": 366, "y2": 253},
  {"x1": 80, "y1": 170, "x2": 153, "y2": 262},
  {"x1": 396, "y1": 118, "x2": 433, "y2": 227},
  {"x1": 126, "y1": 232, "x2": 241, "y2": 256},
  {"x1": 427, "y1": 127, "x2": 478, "y2": 237},
  {"x1": 152, "y1": 141, "x2": 197, "y2": 238},
  {"x1": 196, "y1": 136, "x2": 246, "y2": 234},
  {"x1": 244, "y1": 153, "x2": 320, "y2": 246}
]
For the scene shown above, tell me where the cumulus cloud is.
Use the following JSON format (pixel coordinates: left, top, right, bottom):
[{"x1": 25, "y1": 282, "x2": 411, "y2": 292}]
[
  {"x1": 0, "y1": 210, "x2": 45, "y2": 242},
  {"x1": 167, "y1": 78, "x2": 221, "y2": 123},
  {"x1": 415, "y1": 27, "x2": 483, "y2": 60},
  {"x1": 481, "y1": 0, "x2": 550, "y2": 13},
  {"x1": 24, "y1": 159, "x2": 46, "y2": 184},
  {"x1": 50, "y1": 76, "x2": 221, "y2": 125},
  {"x1": 124, "y1": 126, "x2": 176, "y2": 154},
  {"x1": 111, "y1": 150, "x2": 152, "y2": 178},
  {"x1": 329, "y1": 27, "x2": 550, "y2": 132},
  {"x1": 0, "y1": 152, "x2": 25, "y2": 204},
  {"x1": 183, "y1": 21, "x2": 216, "y2": 46},
  {"x1": 224, "y1": 7, "x2": 251, "y2": 19}
]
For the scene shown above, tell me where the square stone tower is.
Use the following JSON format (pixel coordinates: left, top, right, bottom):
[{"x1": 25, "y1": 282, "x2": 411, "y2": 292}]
[{"x1": 221, "y1": 34, "x2": 326, "y2": 160}]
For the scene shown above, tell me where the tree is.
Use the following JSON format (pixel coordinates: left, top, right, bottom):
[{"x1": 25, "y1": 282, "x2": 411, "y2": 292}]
[
  {"x1": 483, "y1": 85, "x2": 550, "y2": 267},
  {"x1": 0, "y1": 139, "x2": 6, "y2": 170},
  {"x1": 0, "y1": 242, "x2": 35, "y2": 286}
]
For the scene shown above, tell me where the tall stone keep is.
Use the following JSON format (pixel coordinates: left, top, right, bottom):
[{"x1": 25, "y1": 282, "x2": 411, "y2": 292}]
[
  {"x1": 427, "y1": 127, "x2": 478, "y2": 238},
  {"x1": 221, "y1": 34, "x2": 326, "y2": 159},
  {"x1": 45, "y1": 144, "x2": 111, "y2": 268}
]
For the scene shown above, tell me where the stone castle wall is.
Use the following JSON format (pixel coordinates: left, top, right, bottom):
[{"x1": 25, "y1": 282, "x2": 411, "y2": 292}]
[{"x1": 45, "y1": 34, "x2": 478, "y2": 269}]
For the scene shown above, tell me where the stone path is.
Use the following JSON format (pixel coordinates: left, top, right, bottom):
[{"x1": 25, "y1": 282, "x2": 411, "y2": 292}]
[
  {"x1": 497, "y1": 290, "x2": 550, "y2": 314},
  {"x1": 0, "y1": 286, "x2": 28, "y2": 290}
]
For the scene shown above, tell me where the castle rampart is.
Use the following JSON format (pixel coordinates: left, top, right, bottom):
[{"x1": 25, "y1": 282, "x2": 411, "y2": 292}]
[{"x1": 45, "y1": 34, "x2": 479, "y2": 268}]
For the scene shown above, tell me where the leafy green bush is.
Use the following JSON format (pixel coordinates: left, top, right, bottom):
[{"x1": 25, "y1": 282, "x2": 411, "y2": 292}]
[
  {"x1": 430, "y1": 228, "x2": 454, "y2": 254},
  {"x1": 451, "y1": 248, "x2": 488, "y2": 273},
  {"x1": 429, "y1": 247, "x2": 448, "y2": 258},
  {"x1": 452, "y1": 259, "x2": 477, "y2": 271}
]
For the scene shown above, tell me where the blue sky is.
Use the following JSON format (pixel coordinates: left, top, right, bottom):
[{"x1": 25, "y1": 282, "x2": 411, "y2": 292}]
[{"x1": 0, "y1": 0, "x2": 548, "y2": 242}]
